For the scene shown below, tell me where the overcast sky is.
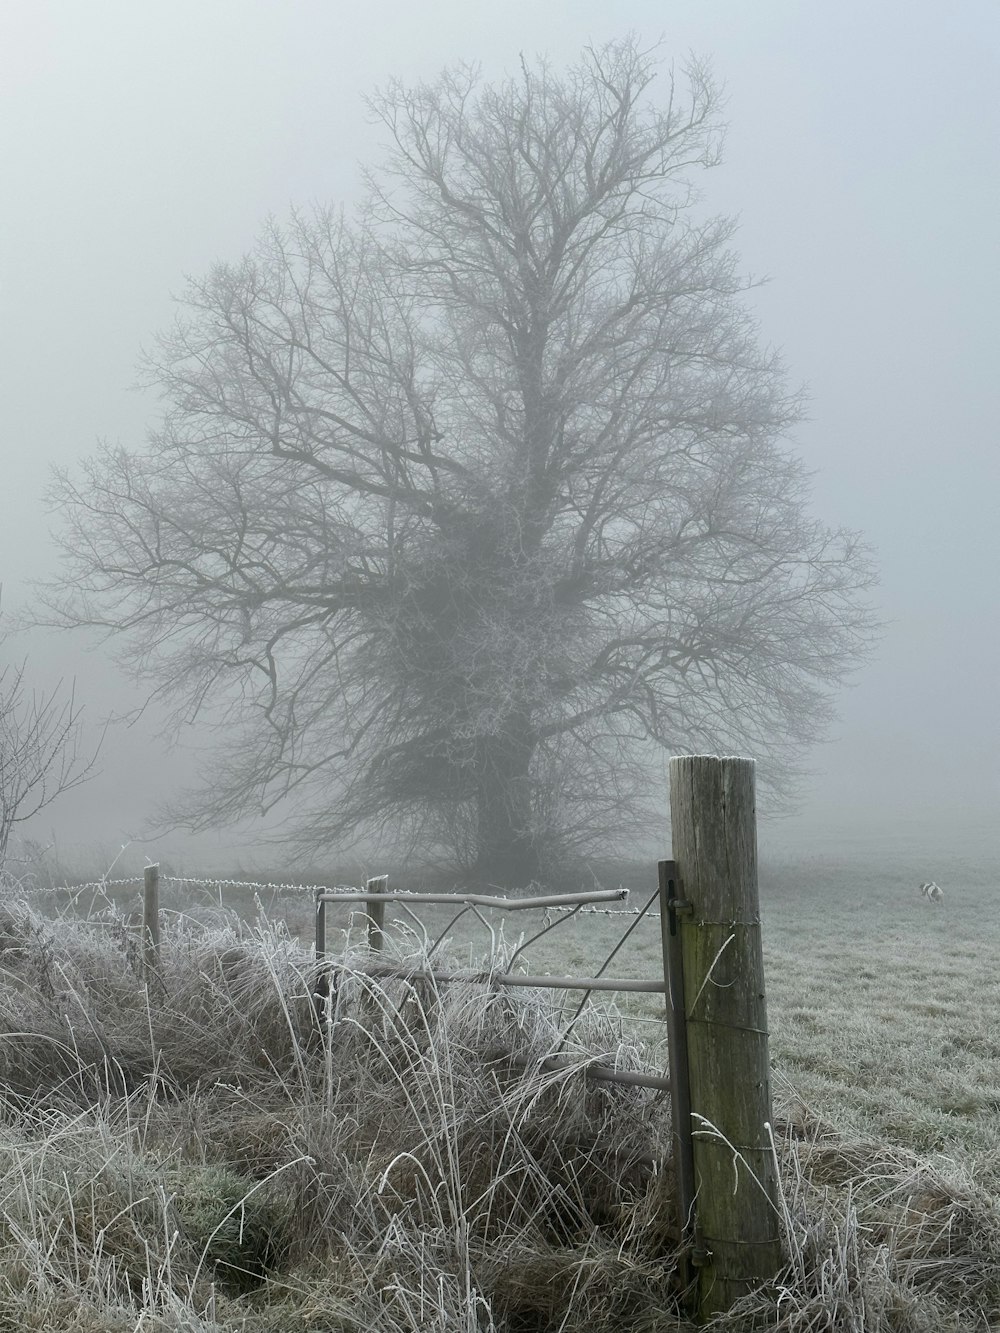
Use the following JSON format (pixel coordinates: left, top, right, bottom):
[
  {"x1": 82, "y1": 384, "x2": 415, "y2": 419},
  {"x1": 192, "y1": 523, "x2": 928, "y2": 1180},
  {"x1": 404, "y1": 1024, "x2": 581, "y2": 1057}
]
[{"x1": 1, "y1": 0, "x2": 997, "y2": 873}]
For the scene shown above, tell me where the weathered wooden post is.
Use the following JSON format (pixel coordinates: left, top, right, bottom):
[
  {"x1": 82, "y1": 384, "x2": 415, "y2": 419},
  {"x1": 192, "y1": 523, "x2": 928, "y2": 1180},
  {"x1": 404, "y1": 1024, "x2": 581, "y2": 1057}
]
[
  {"x1": 668, "y1": 755, "x2": 781, "y2": 1319},
  {"x1": 142, "y1": 864, "x2": 160, "y2": 978},
  {"x1": 314, "y1": 889, "x2": 330, "y2": 1021},
  {"x1": 658, "y1": 858, "x2": 695, "y2": 1296},
  {"x1": 366, "y1": 875, "x2": 388, "y2": 952}
]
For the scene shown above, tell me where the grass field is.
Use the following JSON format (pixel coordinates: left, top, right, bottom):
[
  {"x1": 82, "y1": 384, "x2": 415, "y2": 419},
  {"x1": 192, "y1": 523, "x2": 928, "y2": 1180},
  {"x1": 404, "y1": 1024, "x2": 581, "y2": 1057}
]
[
  {"x1": 312, "y1": 847, "x2": 1000, "y2": 1159},
  {"x1": 0, "y1": 838, "x2": 996, "y2": 1331}
]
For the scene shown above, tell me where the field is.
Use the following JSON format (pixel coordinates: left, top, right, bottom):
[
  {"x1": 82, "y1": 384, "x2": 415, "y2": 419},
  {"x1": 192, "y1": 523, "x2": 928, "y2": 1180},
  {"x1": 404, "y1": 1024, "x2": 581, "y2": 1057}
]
[
  {"x1": 318, "y1": 846, "x2": 1000, "y2": 1157},
  {"x1": 0, "y1": 838, "x2": 996, "y2": 1331}
]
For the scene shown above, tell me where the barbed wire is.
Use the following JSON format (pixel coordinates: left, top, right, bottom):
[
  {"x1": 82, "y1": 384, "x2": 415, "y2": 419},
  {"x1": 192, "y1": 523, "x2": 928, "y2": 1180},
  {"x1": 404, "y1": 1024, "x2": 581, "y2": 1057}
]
[
  {"x1": 38, "y1": 874, "x2": 664, "y2": 918},
  {"x1": 44, "y1": 877, "x2": 144, "y2": 891},
  {"x1": 547, "y1": 904, "x2": 662, "y2": 919},
  {"x1": 41, "y1": 875, "x2": 355, "y2": 895}
]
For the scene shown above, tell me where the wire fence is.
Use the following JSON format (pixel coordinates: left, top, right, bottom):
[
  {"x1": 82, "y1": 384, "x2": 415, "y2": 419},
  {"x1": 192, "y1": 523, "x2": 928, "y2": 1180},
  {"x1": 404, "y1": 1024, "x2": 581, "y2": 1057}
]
[
  {"x1": 42, "y1": 867, "x2": 674, "y2": 1078},
  {"x1": 40, "y1": 872, "x2": 665, "y2": 917},
  {"x1": 14, "y1": 753, "x2": 781, "y2": 1319},
  {"x1": 310, "y1": 877, "x2": 676, "y2": 1099}
]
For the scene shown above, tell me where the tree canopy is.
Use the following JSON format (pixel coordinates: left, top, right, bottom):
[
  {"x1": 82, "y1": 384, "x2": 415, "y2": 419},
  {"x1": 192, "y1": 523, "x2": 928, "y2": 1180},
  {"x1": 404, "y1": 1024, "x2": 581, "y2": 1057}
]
[{"x1": 45, "y1": 39, "x2": 877, "y2": 884}]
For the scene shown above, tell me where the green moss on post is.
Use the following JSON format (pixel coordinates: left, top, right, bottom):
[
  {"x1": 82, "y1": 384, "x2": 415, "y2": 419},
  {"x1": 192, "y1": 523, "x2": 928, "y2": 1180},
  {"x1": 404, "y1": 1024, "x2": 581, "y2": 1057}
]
[{"x1": 669, "y1": 755, "x2": 781, "y2": 1319}]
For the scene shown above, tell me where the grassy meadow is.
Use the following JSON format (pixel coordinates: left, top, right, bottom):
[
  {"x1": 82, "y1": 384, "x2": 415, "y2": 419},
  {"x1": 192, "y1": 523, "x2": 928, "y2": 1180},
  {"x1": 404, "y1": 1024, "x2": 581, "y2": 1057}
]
[{"x1": 0, "y1": 835, "x2": 995, "y2": 1331}]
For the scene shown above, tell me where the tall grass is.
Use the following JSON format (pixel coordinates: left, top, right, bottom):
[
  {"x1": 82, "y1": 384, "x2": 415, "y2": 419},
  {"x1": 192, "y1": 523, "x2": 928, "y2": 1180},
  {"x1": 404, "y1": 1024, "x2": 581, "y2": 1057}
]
[{"x1": 0, "y1": 862, "x2": 995, "y2": 1330}]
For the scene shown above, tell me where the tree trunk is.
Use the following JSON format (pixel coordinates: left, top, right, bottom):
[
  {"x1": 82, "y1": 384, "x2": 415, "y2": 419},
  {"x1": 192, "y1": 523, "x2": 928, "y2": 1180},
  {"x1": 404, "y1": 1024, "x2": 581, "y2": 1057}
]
[{"x1": 472, "y1": 726, "x2": 540, "y2": 888}]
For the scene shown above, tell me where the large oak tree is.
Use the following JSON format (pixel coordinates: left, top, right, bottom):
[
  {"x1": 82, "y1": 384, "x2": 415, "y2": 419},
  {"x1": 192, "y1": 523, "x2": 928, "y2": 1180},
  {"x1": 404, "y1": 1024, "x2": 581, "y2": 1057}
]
[{"x1": 46, "y1": 41, "x2": 876, "y2": 885}]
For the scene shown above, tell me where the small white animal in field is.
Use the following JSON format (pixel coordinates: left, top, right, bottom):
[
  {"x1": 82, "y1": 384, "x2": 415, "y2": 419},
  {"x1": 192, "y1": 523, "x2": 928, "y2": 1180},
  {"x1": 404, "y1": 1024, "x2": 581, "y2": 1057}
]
[{"x1": 920, "y1": 881, "x2": 943, "y2": 904}]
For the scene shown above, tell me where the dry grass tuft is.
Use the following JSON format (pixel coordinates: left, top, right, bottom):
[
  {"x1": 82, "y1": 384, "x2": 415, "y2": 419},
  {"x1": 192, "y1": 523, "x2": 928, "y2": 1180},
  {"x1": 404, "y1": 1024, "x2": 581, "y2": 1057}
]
[{"x1": 0, "y1": 871, "x2": 995, "y2": 1329}]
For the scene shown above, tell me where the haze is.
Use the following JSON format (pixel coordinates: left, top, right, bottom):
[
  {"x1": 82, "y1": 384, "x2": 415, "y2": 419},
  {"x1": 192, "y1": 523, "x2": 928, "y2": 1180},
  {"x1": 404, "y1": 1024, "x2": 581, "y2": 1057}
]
[{"x1": 2, "y1": 1, "x2": 997, "y2": 873}]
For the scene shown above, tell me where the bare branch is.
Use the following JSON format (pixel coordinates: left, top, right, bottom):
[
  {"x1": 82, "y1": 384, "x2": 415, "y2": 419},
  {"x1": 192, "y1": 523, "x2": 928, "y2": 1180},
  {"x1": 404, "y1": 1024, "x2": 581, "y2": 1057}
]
[
  {"x1": 37, "y1": 39, "x2": 878, "y2": 885},
  {"x1": 0, "y1": 621, "x2": 103, "y2": 867}
]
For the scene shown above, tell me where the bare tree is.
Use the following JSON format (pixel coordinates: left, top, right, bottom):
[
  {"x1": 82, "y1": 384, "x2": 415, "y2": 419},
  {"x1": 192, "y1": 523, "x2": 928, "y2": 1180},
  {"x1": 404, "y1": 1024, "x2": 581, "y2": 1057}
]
[
  {"x1": 43, "y1": 40, "x2": 877, "y2": 885},
  {"x1": 0, "y1": 644, "x2": 101, "y2": 869}
]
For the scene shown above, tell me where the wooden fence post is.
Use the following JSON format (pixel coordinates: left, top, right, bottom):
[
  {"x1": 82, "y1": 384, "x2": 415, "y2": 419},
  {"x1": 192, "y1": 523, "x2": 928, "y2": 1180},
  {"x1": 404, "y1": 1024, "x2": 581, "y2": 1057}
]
[
  {"x1": 314, "y1": 889, "x2": 329, "y2": 1021},
  {"x1": 142, "y1": 864, "x2": 160, "y2": 979},
  {"x1": 366, "y1": 875, "x2": 388, "y2": 952},
  {"x1": 668, "y1": 755, "x2": 781, "y2": 1319},
  {"x1": 658, "y1": 858, "x2": 695, "y2": 1295}
]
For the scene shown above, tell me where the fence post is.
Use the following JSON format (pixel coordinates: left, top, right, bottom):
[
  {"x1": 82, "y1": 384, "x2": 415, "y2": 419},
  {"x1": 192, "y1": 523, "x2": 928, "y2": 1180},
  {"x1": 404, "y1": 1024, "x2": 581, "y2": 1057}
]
[
  {"x1": 658, "y1": 858, "x2": 695, "y2": 1296},
  {"x1": 668, "y1": 755, "x2": 781, "y2": 1319},
  {"x1": 366, "y1": 875, "x2": 388, "y2": 952},
  {"x1": 142, "y1": 864, "x2": 160, "y2": 979},
  {"x1": 314, "y1": 889, "x2": 329, "y2": 1021}
]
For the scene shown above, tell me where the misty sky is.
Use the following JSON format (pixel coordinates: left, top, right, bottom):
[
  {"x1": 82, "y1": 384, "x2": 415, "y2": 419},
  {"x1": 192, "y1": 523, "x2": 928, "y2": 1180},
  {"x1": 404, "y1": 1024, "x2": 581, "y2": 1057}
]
[{"x1": 1, "y1": 1, "x2": 997, "y2": 872}]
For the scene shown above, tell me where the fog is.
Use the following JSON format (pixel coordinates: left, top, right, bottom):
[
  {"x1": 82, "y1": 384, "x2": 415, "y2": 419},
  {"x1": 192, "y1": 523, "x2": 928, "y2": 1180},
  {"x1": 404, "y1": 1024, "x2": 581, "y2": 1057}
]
[{"x1": 1, "y1": 1, "x2": 997, "y2": 873}]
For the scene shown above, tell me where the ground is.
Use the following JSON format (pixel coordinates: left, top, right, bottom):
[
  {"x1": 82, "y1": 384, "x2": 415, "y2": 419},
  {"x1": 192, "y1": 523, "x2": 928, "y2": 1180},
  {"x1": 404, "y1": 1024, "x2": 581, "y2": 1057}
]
[{"x1": 0, "y1": 829, "x2": 995, "y2": 1331}]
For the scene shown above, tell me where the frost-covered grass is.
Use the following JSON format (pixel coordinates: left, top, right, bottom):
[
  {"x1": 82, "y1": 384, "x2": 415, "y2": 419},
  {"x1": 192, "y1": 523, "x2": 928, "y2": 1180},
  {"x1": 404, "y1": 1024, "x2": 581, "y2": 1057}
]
[
  {"x1": 425, "y1": 846, "x2": 1000, "y2": 1161},
  {"x1": 760, "y1": 856, "x2": 1000, "y2": 1160},
  {"x1": 0, "y1": 840, "x2": 996, "y2": 1331}
]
